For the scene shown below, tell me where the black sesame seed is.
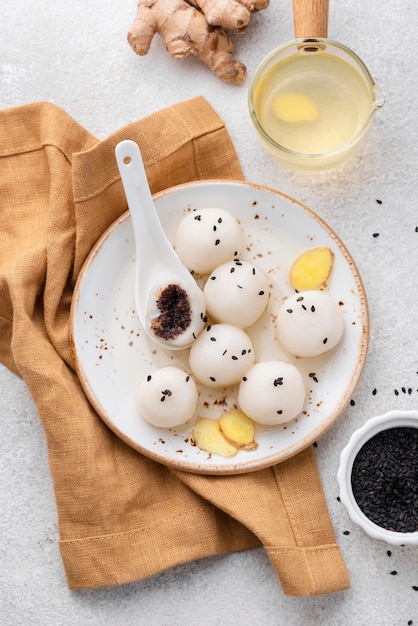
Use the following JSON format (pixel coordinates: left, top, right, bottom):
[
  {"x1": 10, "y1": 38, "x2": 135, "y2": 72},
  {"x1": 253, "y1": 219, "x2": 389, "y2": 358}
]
[
  {"x1": 242, "y1": 350, "x2": 246, "y2": 355},
  {"x1": 215, "y1": 239, "x2": 220, "y2": 246},
  {"x1": 210, "y1": 276, "x2": 216, "y2": 280},
  {"x1": 412, "y1": 586, "x2": 418, "y2": 591},
  {"x1": 162, "y1": 389, "x2": 172, "y2": 396},
  {"x1": 350, "y1": 399, "x2": 356, "y2": 406},
  {"x1": 311, "y1": 305, "x2": 315, "y2": 312},
  {"x1": 372, "y1": 388, "x2": 377, "y2": 395},
  {"x1": 259, "y1": 291, "x2": 265, "y2": 296},
  {"x1": 222, "y1": 350, "x2": 227, "y2": 355},
  {"x1": 387, "y1": 550, "x2": 392, "y2": 557},
  {"x1": 206, "y1": 325, "x2": 212, "y2": 331},
  {"x1": 231, "y1": 355, "x2": 238, "y2": 360},
  {"x1": 277, "y1": 410, "x2": 283, "y2": 415},
  {"x1": 194, "y1": 214, "x2": 202, "y2": 221},
  {"x1": 301, "y1": 304, "x2": 307, "y2": 310},
  {"x1": 186, "y1": 376, "x2": 190, "y2": 382},
  {"x1": 210, "y1": 376, "x2": 216, "y2": 382},
  {"x1": 210, "y1": 337, "x2": 216, "y2": 342},
  {"x1": 213, "y1": 225, "x2": 217, "y2": 231},
  {"x1": 395, "y1": 389, "x2": 399, "y2": 395},
  {"x1": 323, "y1": 337, "x2": 328, "y2": 344},
  {"x1": 376, "y1": 199, "x2": 382, "y2": 204},
  {"x1": 351, "y1": 426, "x2": 418, "y2": 532},
  {"x1": 390, "y1": 570, "x2": 398, "y2": 576},
  {"x1": 147, "y1": 375, "x2": 152, "y2": 382},
  {"x1": 218, "y1": 217, "x2": 222, "y2": 223},
  {"x1": 242, "y1": 376, "x2": 247, "y2": 381},
  {"x1": 252, "y1": 267, "x2": 256, "y2": 275},
  {"x1": 230, "y1": 267, "x2": 235, "y2": 273},
  {"x1": 273, "y1": 377, "x2": 283, "y2": 386},
  {"x1": 287, "y1": 308, "x2": 293, "y2": 313},
  {"x1": 373, "y1": 233, "x2": 380, "y2": 238},
  {"x1": 343, "y1": 530, "x2": 350, "y2": 535},
  {"x1": 297, "y1": 296, "x2": 304, "y2": 301}
]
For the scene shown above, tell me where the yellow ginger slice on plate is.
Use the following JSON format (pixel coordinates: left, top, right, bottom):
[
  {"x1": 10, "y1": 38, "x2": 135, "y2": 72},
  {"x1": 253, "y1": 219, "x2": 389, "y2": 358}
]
[
  {"x1": 219, "y1": 409, "x2": 258, "y2": 450},
  {"x1": 193, "y1": 418, "x2": 238, "y2": 457},
  {"x1": 290, "y1": 246, "x2": 334, "y2": 291}
]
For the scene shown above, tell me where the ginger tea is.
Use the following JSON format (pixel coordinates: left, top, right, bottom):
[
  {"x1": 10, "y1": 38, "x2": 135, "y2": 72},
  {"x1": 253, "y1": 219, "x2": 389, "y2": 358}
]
[{"x1": 253, "y1": 49, "x2": 373, "y2": 155}]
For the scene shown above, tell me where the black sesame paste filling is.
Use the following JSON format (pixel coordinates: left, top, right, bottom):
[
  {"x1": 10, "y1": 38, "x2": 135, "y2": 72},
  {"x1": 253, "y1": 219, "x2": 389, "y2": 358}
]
[
  {"x1": 151, "y1": 283, "x2": 192, "y2": 340},
  {"x1": 351, "y1": 426, "x2": 418, "y2": 533}
]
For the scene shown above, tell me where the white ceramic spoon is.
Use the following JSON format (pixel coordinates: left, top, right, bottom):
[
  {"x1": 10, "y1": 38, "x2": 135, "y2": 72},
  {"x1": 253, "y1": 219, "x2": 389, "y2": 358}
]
[{"x1": 115, "y1": 140, "x2": 206, "y2": 350}]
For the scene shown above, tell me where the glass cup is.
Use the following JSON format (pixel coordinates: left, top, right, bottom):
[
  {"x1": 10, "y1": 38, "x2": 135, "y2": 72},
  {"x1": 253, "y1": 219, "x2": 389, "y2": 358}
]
[{"x1": 248, "y1": 38, "x2": 385, "y2": 170}]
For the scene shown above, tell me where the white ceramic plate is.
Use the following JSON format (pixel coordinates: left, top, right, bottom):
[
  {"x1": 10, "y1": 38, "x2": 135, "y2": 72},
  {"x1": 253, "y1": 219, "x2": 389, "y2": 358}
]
[{"x1": 71, "y1": 180, "x2": 369, "y2": 474}]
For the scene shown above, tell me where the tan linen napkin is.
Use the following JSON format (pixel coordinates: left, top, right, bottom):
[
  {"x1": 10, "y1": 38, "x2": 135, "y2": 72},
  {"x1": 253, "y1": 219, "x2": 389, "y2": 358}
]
[{"x1": 0, "y1": 97, "x2": 350, "y2": 596}]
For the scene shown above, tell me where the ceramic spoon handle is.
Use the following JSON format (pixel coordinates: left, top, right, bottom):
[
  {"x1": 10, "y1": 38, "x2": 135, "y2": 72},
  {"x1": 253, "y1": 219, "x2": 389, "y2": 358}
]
[{"x1": 292, "y1": 0, "x2": 329, "y2": 38}]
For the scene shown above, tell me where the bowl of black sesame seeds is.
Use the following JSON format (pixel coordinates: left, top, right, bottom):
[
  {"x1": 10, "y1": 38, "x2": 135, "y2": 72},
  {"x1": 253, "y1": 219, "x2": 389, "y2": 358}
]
[{"x1": 337, "y1": 410, "x2": 418, "y2": 544}]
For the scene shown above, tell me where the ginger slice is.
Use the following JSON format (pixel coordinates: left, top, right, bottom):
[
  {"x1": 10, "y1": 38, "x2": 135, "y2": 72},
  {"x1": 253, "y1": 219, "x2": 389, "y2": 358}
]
[
  {"x1": 289, "y1": 246, "x2": 334, "y2": 291},
  {"x1": 219, "y1": 409, "x2": 258, "y2": 450},
  {"x1": 193, "y1": 418, "x2": 238, "y2": 457},
  {"x1": 273, "y1": 93, "x2": 319, "y2": 123}
]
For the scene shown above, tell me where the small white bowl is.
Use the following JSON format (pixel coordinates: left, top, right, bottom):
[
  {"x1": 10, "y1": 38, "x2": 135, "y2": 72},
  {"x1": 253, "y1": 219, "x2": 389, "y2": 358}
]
[{"x1": 337, "y1": 409, "x2": 418, "y2": 545}]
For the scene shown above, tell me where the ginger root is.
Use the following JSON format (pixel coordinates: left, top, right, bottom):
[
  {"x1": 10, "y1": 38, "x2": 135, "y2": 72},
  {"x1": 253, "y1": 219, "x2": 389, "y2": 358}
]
[{"x1": 128, "y1": 0, "x2": 269, "y2": 84}]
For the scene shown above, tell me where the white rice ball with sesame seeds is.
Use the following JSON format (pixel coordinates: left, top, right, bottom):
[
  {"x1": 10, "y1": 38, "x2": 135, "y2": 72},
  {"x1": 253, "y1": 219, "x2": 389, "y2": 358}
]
[
  {"x1": 189, "y1": 323, "x2": 255, "y2": 388},
  {"x1": 238, "y1": 361, "x2": 305, "y2": 425},
  {"x1": 174, "y1": 208, "x2": 243, "y2": 275},
  {"x1": 136, "y1": 366, "x2": 199, "y2": 428},
  {"x1": 276, "y1": 290, "x2": 344, "y2": 357},
  {"x1": 203, "y1": 260, "x2": 270, "y2": 328}
]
